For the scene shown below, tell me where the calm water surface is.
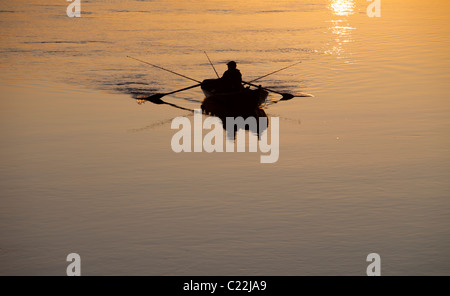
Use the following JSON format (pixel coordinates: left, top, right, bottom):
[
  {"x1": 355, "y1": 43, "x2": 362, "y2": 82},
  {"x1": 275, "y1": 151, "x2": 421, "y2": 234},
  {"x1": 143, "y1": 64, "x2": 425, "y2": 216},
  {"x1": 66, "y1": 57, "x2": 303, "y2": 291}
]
[{"x1": 0, "y1": 0, "x2": 449, "y2": 275}]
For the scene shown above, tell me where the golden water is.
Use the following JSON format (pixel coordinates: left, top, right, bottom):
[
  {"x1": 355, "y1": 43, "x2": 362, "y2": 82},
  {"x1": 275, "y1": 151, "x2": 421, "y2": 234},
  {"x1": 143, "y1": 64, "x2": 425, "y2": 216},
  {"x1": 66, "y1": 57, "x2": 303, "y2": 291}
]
[{"x1": 0, "y1": 0, "x2": 449, "y2": 275}]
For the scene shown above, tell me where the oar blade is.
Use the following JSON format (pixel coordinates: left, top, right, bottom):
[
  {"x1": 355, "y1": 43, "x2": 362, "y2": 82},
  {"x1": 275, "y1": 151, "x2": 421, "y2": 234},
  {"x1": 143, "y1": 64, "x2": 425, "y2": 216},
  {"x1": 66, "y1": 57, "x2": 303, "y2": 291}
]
[
  {"x1": 279, "y1": 92, "x2": 314, "y2": 100},
  {"x1": 280, "y1": 93, "x2": 294, "y2": 101},
  {"x1": 144, "y1": 93, "x2": 166, "y2": 104}
]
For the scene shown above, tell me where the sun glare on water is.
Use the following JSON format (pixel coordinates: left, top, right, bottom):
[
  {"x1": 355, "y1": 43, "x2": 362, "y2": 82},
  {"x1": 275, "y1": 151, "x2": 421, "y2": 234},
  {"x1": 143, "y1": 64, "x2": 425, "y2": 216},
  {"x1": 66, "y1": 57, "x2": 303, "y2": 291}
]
[{"x1": 329, "y1": 0, "x2": 356, "y2": 16}]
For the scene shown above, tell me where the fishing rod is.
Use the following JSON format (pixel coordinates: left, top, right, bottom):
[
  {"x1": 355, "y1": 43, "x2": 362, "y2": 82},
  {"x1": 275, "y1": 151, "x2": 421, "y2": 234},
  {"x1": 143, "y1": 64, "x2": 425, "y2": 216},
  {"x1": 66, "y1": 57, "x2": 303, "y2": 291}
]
[
  {"x1": 127, "y1": 56, "x2": 201, "y2": 83},
  {"x1": 249, "y1": 61, "x2": 302, "y2": 83},
  {"x1": 204, "y1": 51, "x2": 220, "y2": 79}
]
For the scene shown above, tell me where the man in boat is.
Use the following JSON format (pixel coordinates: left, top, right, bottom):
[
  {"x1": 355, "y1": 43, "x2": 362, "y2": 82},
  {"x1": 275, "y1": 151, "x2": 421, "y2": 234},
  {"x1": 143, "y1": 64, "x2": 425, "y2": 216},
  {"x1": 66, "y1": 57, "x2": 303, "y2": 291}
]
[{"x1": 221, "y1": 61, "x2": 244, "y2": 92}]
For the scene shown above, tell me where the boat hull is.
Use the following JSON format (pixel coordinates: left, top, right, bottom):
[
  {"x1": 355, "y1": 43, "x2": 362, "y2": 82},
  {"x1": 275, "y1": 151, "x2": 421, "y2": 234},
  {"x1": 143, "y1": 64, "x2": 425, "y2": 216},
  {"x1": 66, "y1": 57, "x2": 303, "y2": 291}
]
[{"x1": 200, "y1": 79, "x2": 269, "y2": 109}]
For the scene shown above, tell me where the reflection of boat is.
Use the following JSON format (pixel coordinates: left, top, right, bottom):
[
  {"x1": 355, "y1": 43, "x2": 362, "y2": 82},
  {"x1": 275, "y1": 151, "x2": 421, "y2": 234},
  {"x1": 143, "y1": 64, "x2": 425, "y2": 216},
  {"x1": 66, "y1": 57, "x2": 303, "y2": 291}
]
[
  {"x1": 201, "y1": 92, "x2": 268, "y2": 137},
  {"x1": 201, "y1": 79, "x2": 269, "y2": 109}
]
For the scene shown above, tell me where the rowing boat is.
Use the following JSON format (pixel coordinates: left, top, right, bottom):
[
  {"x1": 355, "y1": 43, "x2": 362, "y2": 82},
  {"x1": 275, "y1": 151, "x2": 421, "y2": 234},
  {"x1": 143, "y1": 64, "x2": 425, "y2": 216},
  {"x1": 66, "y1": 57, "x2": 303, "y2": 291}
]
[{"x1": 128, "y1": 57, "x2": 310, "y2": 105}]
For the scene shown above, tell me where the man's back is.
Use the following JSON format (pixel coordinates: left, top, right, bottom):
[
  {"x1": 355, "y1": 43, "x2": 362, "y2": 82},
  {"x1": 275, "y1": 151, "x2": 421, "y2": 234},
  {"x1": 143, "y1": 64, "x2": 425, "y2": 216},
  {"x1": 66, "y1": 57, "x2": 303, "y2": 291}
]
[{"x1": 221, "y1": 68, "x2": 242, "y2": 91}]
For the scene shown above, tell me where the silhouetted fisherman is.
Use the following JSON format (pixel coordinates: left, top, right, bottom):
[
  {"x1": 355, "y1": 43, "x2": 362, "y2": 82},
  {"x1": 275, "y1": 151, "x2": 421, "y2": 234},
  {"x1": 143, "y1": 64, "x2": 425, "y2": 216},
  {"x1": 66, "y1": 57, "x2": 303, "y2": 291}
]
[{"x1": 221, "y1": 61, "x2": 243, "y2": 91}]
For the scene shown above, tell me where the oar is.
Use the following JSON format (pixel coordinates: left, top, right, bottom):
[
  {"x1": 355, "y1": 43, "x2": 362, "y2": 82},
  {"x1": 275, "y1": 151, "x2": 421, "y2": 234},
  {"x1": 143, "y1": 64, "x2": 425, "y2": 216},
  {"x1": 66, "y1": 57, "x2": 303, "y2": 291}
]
[
  {"x1": 242, "y1": 81, "x2": 313, "y2": 100},
  {"x1": 249, "y1": 61, "x2": 302, "y2": 83},
  {"x1": 127, "y1": 56, "x2": 201, "y2": 83},
  {"x1": 144, "y1": 83, "x2": 202, "y2": 103}
]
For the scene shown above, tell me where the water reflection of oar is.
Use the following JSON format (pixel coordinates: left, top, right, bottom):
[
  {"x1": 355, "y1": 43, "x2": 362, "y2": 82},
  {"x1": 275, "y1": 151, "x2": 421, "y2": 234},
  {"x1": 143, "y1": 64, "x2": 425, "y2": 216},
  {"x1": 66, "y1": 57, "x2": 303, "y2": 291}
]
[
  {"x1": 145, "y1": 83, "x2": 202, "y2": 102},
  {"x1": 242, "y1": 81, "x2": 313, "y2": 100},
  {"x1": 138, "y1": 94, "x2": 194, "y2": 112}
]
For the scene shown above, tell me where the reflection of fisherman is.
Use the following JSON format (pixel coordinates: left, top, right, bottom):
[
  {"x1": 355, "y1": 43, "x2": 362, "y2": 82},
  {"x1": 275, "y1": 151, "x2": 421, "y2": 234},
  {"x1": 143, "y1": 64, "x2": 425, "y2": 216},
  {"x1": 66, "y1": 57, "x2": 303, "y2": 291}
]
[{"x1": 221, "y1": 61, "x2": 243, "y2": 91}]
